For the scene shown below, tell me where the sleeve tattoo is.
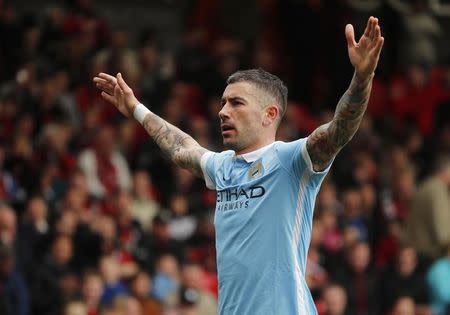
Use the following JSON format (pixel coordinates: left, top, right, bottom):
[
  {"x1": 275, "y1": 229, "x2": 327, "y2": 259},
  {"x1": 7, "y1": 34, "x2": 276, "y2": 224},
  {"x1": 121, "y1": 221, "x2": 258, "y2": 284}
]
[
  {"x1": 142, "y1": 113, "x2": 208, "y2": 177},
  {"x1": 306, "y1": 72, "x2": 373, "y2": 171}
]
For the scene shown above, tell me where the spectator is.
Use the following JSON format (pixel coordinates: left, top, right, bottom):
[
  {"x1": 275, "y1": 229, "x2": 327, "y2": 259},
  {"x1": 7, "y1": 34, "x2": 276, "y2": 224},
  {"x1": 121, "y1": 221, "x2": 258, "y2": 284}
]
[
  {"x1": 115, "y1": 190, "x2": 142, "y2": 277},
  {"x1": 88, "y1": 215, "x2": 117, "y2": 260},
  {"x1": 135, "y1": 215, "x2": 183, "y2": 274},
  {"x1": 181, "y1": 262, "x2": 217, "y2": 315},
  {"x1": 316, "y1": 181, "x2": 341, "y2": 215},
  {"x1": 341, "y1": 188, "x2": 368, "y2": 242},
  {"x1": 54, "y1": 210, "x2": 79, "y2": 237},
  {"x1": 60, "y1": 271, "x2": 82, "y2": 307},
  {"x1": 35, "y1": 122, "x2": 77, "y2": 181},
  {"x1": 389, "y1": 296, "x2": 416, "y2": 315},
  {"x1": 0, "y1": 203, "x2": 16, "y2": 247},
  {"x1": 320, "y1": 209, "x2": 343, "y2": 255},
  {"x1": 382, "y1": 165, "x2": 416, "y2": 222},
  {"x1": 18, "y1": 196, "x2": 51, "y2": 269},
  {"x1": 81, "y1": 272, "x2": 104, "y2": 315},
  {"x1": 332, "y1": 241, "x2": 379, "y2": 315},
  {"x1": 319, "y1": 284, "x2": 348, "y2": 315},
  {"x1": 374, "y1": 219, "x2": 402, "y2": 270},
  {"x1": 98, "y1": 256, "x2": 128, "y2": 306},
  {"x1": 426, "y1": 244, "x2": 450, "y2": 315},
  {"x1": 167, "y1": 194, "x2": 197, "y2": 242},
  {"x1": 129, "y1": 271, "x2": 162, "y2": 315},
  {"x1": 404, "y1": 155, "x2": 450, "y2": 261},
  {"x1": 0, "y1": 241, "x2": 29, "y2": 315},
  {"x1": 379, "y1": 246, "x2": 429, "y2": 313},
  {"x1": 0, "y1": 143, "x2": 21, "y2": 202},
  {"x1": 130, "y1": 170, "x2": 160, "y2": 231},
  {"x1": 395, "y1": 0, "x2": 442, "y2": 67},
  {"x1": 152, "y1": 254, "x2": 181, "y2": 307},
  {"x1": 30, "y1": 235, "x2": 74, "y2": 315},
  {"x1": 78, "y1": 125, "x2": 131, "y2": 200}
]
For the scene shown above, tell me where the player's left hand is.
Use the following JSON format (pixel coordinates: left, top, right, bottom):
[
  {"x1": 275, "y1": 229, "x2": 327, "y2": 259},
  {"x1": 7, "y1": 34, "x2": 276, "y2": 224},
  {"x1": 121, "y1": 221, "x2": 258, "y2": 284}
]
[{"x1": 346, "y1": 16, "x2": 384, "y2": 78}]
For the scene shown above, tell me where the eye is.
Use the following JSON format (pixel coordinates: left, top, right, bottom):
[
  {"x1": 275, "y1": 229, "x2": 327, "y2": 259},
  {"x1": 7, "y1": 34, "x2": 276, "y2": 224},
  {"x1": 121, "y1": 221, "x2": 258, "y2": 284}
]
[{"x1": 231, "y1": 100, "x2": 242, "y2": 106}]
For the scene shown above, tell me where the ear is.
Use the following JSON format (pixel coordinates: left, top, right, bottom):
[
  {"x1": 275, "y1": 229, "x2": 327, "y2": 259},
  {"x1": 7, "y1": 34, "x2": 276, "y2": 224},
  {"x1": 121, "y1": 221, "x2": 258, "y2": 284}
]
[{"x1": 262, "y1": 105, "x2": 279, "y2": 127}]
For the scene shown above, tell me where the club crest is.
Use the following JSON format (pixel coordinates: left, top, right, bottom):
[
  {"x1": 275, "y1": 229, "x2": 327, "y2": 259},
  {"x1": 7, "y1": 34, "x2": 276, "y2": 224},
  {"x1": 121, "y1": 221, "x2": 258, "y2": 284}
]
[{"x1": 248, "y1": 159, "x2": 264, "y2": 180}]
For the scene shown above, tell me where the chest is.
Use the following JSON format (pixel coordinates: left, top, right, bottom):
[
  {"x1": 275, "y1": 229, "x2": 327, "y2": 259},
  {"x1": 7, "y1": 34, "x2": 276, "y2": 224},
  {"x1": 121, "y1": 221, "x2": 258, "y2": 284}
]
[{"x1": 213, "y1": 154, "x2": 295, "y2": 230}]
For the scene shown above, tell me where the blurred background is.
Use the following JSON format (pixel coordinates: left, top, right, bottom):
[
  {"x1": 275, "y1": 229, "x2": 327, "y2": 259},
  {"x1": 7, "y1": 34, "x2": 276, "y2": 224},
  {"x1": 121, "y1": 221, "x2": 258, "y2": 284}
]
[{"x1": 1, "y1": 0, "x2": 450, "y2": 315}]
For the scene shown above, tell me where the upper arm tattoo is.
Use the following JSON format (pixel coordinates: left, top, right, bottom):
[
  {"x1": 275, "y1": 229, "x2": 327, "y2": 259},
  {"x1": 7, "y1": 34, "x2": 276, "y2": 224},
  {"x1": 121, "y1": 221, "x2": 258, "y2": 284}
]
[
  {"x1": 142, "y1": 114, "x2": 208, "y2": 177},
  {"x1": 307, "y1": 72, "x2": 373, "y2": 171}
]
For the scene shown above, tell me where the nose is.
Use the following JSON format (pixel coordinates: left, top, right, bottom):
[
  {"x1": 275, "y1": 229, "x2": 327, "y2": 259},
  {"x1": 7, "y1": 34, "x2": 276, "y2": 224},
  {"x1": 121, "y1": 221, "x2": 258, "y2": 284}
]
[{"x1": 219, "y1": 103, "x2": 230, "y2": 121}]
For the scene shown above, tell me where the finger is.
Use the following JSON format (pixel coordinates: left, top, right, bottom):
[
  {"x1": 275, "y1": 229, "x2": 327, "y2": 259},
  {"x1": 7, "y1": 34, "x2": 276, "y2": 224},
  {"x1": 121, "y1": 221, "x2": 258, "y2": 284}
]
[
  {"x1": 368, "y1": 17, "x2": 376, "y2": 40},
  {"x1": 98, "y1": 72, "x2": 117, "y2": 84},
  {"x1": 114, "y1": 83, "x2": 124, "y2": 98},
  {"x1": 94, "y1": 79, "x2": 114, "y2": 91},
  {"x1": 371, "y1": 18, "x2": 379, "y2": 40},
  {"x1": 93, "y1": 78, "x2": 110, "y2": 89},
  {"x1": 93, "y1": 77, "x2": 108, "y2": 84},
  {"x1": 101, "y1": 91, "x2": 116, "y2": 104},
  {"x1": 345, "y1": 24, "x2": 357, "y2": 48},
  {"x1": 373, "y1": 36, "x2": 384, "y2": 57},
  {"x1": 363, "y1": 16, "x2": 373, "y2": 38},
  {"x1": 95, "y1": 79, "x2": 115, "y2": 90},
  {"x1": 95, "y1": 82, "x2": 114, "y2": 95},
  {"x1": 374, "y1": 25, "x2": 381, "y2": 41},
  {"x1": 116, "y1": 73, "x2": 132, "y2": 94}
]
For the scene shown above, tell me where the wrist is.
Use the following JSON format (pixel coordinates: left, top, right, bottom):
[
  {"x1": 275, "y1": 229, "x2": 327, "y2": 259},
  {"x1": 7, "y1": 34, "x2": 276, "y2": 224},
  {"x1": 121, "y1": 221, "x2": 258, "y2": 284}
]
[
  {"x1": 354, "y1": 70, "x2": 374, "y2": 82},
  {"x1": 133, "y1": 103, "x2": 150, "y2": 124}
]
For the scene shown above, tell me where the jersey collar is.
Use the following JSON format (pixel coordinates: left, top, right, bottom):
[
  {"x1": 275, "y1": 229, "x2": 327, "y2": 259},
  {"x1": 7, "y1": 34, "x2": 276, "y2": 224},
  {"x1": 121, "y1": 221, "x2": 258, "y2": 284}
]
[{"x1": 237, "y1": 142, "x2": 276, "y2": 163}]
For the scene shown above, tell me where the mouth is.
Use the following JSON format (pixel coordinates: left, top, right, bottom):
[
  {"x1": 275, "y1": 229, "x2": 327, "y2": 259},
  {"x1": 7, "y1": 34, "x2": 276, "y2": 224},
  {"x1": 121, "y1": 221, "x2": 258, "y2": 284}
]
[{"x1": 221, "y1": 123, "x2": 236, "y2": 136}]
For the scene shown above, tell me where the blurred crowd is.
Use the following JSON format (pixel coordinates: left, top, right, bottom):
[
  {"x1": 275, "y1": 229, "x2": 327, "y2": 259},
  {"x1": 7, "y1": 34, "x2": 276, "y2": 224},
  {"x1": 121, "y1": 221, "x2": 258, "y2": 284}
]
[{"x1": 0, "y1": 0, "x2": 450, "y2": 315}]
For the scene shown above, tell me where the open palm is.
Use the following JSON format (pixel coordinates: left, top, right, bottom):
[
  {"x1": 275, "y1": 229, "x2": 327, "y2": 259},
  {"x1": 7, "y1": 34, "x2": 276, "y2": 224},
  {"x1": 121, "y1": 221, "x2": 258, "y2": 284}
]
[
  {"x1": 346, "y1": 17, "x2": 384, "y2": 78},
  {"x1": 93, "y1": 72, "x2": 138, "y2": 118}
]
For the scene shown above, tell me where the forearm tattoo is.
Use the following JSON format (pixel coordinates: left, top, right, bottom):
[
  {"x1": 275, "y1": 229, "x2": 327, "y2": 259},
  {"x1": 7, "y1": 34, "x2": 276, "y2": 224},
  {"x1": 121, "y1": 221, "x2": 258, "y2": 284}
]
[
  {"x1": 142, "y1": 114, "x2": 207, "y2": 176},
  {"x1": 307, "y1": 72, "x2": 373, "y2": 171}
]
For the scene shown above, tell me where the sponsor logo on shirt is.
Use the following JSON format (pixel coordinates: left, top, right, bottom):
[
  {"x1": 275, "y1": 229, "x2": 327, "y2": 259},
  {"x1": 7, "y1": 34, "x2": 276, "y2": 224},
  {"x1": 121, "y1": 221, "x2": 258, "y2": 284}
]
[{"x1": 216, "y1": 185, "x2": 265, "y2": 211}]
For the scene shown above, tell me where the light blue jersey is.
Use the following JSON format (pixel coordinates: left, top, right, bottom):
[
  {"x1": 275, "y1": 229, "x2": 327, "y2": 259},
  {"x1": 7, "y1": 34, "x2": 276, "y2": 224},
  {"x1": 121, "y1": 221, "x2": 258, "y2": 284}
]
[{"x1": 200, "y1": 138, "x2": 331, "y2": 315}]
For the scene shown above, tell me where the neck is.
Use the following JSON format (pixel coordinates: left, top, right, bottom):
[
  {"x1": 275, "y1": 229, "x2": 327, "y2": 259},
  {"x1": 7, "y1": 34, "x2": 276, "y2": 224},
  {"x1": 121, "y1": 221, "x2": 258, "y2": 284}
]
[{"x1": 236, "y1": 136, "x2": 275, "y2": 155}]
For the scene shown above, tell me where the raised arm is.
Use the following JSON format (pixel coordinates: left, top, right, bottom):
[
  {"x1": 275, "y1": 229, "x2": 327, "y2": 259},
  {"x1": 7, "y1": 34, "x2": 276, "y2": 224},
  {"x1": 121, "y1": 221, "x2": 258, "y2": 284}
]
[
  {"x1": 93, "y1": 73, "x2": 208, "y2": 177},
  {"x1": 306, "y1": 17, "x2": 384, "y2": 171}
]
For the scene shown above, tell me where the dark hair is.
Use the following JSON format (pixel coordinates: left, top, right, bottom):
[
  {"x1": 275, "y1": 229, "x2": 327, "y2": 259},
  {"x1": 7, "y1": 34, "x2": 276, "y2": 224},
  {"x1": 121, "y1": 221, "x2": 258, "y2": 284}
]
[{"x1": 227, "y1": 68, "x2": 288, "y2": 120}]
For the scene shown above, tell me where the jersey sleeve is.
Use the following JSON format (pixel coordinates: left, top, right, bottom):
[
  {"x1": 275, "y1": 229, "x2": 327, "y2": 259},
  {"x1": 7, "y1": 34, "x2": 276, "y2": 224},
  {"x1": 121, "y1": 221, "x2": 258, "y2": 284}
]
[
  {"x1": 200, "y1": 151, "x2": 218, "y2": 190},
  {"x1": 275, "y1": 138, "x2": 333, "y2": 185}
]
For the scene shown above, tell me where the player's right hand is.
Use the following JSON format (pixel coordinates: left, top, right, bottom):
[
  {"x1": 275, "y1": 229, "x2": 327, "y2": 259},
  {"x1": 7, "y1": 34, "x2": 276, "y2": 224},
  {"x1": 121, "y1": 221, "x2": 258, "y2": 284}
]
[{"x1": 93, "y1": 72, "x2": 139, "y2": 118}]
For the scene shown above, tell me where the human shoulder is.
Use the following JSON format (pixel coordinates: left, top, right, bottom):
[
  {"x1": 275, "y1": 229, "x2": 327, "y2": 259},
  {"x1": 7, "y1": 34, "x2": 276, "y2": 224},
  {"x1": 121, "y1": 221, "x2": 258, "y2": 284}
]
[
  {"x1": 273, "y1": 138, "x2": 306, "y2": 151},
  {"x1": 272, "y1": 138, "x2": 307, "y2": 164},
  {"x1": 200, "y1": 149, "x2": 235, "y2": 190},
  {"x1": 202, "y1": 149, "x2": 234, "y2": 163}
]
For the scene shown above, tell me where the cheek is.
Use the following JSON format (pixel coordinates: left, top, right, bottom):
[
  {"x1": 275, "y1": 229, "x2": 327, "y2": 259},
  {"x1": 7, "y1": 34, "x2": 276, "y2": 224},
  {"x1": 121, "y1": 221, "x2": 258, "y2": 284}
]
[
  {"x1": 238, "y1": 110, "x2": 262, "y2": 128},
  {"x1": 237, "y1": 118, "x2": 255, "y2": 136}
]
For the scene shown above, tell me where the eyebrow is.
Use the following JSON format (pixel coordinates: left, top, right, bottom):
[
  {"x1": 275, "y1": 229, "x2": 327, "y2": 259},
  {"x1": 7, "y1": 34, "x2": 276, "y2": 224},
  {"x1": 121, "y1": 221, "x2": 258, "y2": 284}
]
[{"x1": 221, "y1": 96, "x2": 247, "y2": 104}]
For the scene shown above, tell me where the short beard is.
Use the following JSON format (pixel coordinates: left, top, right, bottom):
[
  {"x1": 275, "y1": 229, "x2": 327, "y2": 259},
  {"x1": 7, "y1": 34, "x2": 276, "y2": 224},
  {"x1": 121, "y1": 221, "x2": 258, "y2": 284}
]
[{"x1": 223, "y1": 138, "x2": 247, "y2": 153}]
